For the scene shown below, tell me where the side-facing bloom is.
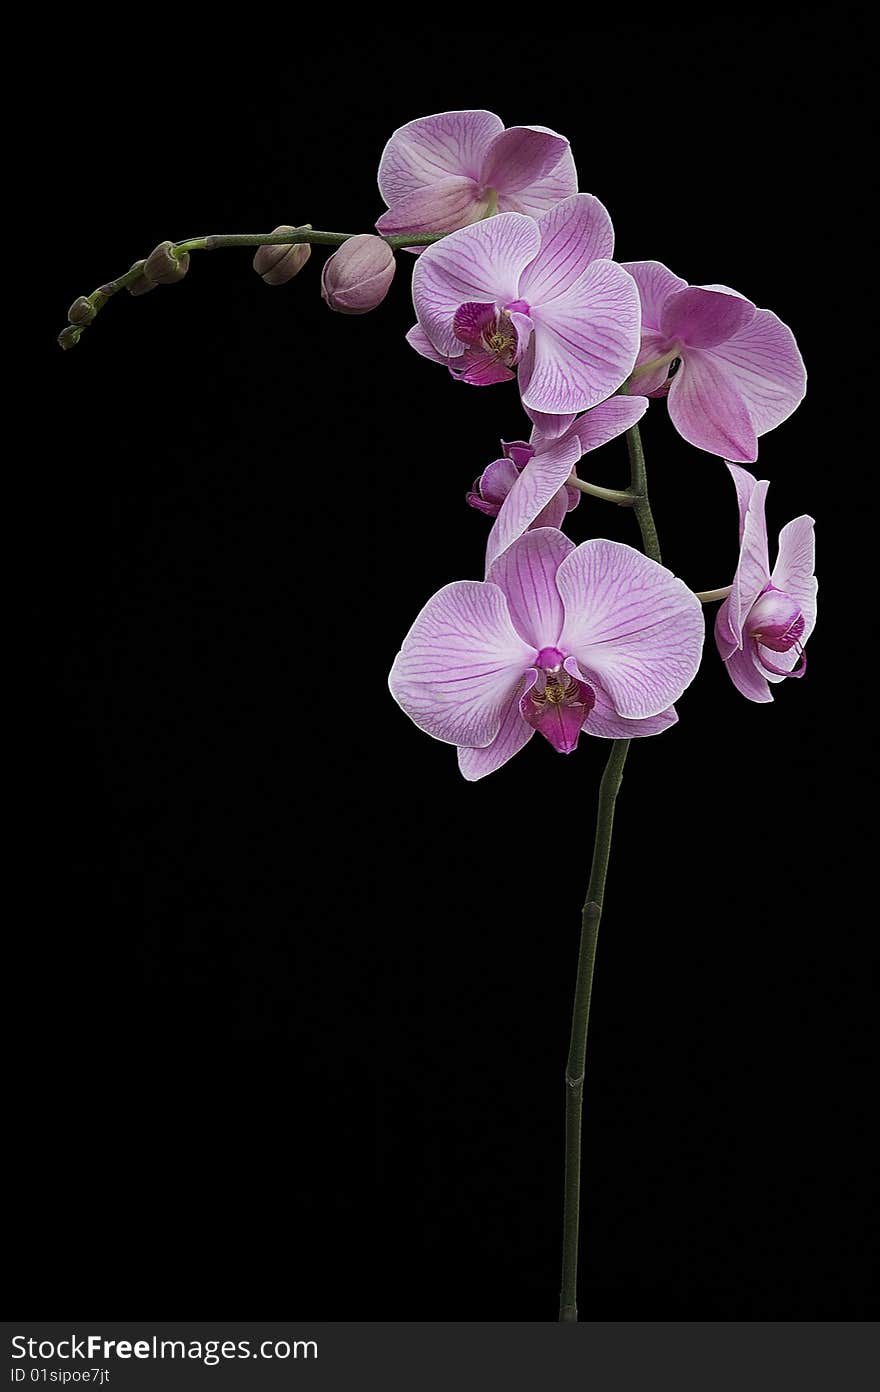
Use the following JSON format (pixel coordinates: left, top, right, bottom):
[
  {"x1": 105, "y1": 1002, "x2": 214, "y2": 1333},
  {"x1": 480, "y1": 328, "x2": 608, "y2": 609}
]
[
  {"x1": 376, "y1": 109, "x2": 577, "y2": 238},
  {"x1": 321, "y1": 235, "x2": 396, "y2": 314},
  {"x1": 389, "y1": 529, "x2": 704, "y2": 781},
  {"x1": 623, "y1": 261, "x2": 806, "y2": 462},
  {"x1": 714, "y1": 464, "x2": 816, "y2": 702},
  {"x1": 408, "y1": 195, "x2": 641, "y2": 415},
  {"x1": 468, "y1": 395, "x2": 648, "y2": 571}
]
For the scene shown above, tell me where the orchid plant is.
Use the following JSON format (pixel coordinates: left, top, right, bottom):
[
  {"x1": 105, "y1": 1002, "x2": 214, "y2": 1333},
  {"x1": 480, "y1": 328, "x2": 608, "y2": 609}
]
[{"x1": 59, "y1": 108, "x2": 816, "y2": 1322}]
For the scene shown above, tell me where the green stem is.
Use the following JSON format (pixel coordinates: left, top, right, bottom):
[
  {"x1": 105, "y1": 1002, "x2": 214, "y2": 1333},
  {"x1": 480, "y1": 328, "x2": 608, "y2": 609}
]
[
  {"x1": 567, "y1": 476, "x2": 635, "y2": 506},
  {"x1": 695, "y1": 584, "x2": 732, "y2": 603},
  {"x1": 558, "y1": 421, "x2": 659, "y2": 1323}
]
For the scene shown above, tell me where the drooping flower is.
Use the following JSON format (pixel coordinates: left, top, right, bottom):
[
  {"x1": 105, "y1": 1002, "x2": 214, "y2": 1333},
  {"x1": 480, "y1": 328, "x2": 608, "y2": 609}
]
[
  {"x1": 622, "y1": 261, "x2": 806, "y2": 462},
  {"x1": 388, "y1": 529, "x2": 704, "y2": 781},
  {"x1": 408, "y1": 195, "x2": 641, "y2": 415},
  {"x1": 375, "y1": 109, "x2": 577, "y2": 239},
  {"x1": 468, "y1": 395, "x2": 648, "y2": 571},
  {"x1": 321, "y1": 235, "x2": 396, "y2": 314},
  {"x1": 714, "y1": 464, "x2": 816, "y2": 702}
]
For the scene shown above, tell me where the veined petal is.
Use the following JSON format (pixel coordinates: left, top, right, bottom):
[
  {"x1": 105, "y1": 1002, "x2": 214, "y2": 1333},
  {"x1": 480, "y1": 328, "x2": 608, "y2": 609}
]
[
  {"x1": 723, "y1": 643, "x2": 773, "y2": 703},
  {"x1": 377, "y1": 110, "x2": 504, "y2": 204},
  {"x1": 569, "y1": 394, "x2": 649, "y2": 454},
  {"x1": 388, "y1": 580, "x2": 533, "y2": 748},
  {"x1": 714, "y1": 597, "x2": 739, "y2": 661},
  {"x1": 707, "y1": 307, "x2": 806, "y2": 438},
  {"x1": 728, "y1": 478, "x2": 770, "y2": 646},
  {"x1": 497, "y1": 144, "x2": 578, "y2": 216},
  {"x1": 667, "y1": 349, "x2": 759, "y2": 462},
  {"x1": 660, "y1": 286, "x2": 756, "y2": 348},
  {"x1": 620, "y1": 260, "x2": 687, "y2": 330},
  {"x1": 521, "y1": 259, "x2": 641, "y2": 414},
  {"x1": 557, "y1": 539, "x2": 704, "y2": 718},
  {"x1": 480, "y1": 126, "x2": 570, "y2": 194},
  {"x1": 526, "y1": 408, "x2": 578, "y2": 442},
  {"x1": 771, "y1": 515, "x2": 817, "y2": 636},
  {"x1": 629, "y1": 331, "x2": 677, "y2": 397},
  {"x1": 582, "y1": 678, "x2": 679, "y2": 739},
  {"x1": 486, "y1": 527, "x2": 574, "y2": 649},
  {"x1": 458, "y1": 675, "x2": 536, "y2": 781},
  {"x1": 484, "y1": 435, "x2": 582, "y2": 571},
  {"x1": 375, "y1": 178, "x2": 487, "y2": 237},
  {"x1": 406, "y1": 322, "x2": 454, "y2": 365},
  {"x1": 519, "y1": 194, "x2": 615, "y2": 304},
  {"x1": 727, "y1": 462, "x2": 760, "y2": 543},
  {"x1": 412, "y1": 214, "x2": 541, "y2": 358}
]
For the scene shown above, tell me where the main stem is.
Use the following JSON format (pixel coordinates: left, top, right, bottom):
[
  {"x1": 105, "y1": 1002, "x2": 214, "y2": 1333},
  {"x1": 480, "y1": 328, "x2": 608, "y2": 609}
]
[{"x1": 558, "y1": 422, "x2": 660, "y2": 1323}]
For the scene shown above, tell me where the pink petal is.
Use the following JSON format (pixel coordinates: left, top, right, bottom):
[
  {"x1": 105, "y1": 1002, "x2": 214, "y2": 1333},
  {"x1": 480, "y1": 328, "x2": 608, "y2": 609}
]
[
  {"x1": 411, "y1": 214, "x2": 541, "y2": 358},
  {"x1": 728, "y1": 478, "x2": 770, "y2": 646},
  {"x1": 531, "y1": 492, "x2": 570, "y2": 529},
  {"x1": 497, "y1": 144, "x2": 578, "y2": 216},
  {"x1": 484, "y1": 434, "x2": 583, "y2": 571},
  {"x1": 771, "y1": 515, "x2": 817, "y2": 637},
  {"x1": 667, "y1": 349, "x2": 759, "y2": 462},
  {"x1": 660, "y1": 286, "x2": 756, "y2": 348},
  {"x1": 705, "y1": 307, "x2": 806, "y2": 438},
  {"x1": 406, "y1": 322, "x2": 453, "y2": 365},
  {"x1": 486, "y1": 527, "x2": 574, "y2": 649},
  {"x1": 582, "y1": 678, "x2": 679, "y2": 739},
  {"x1": 714, "y1": 597, "x2": 739, "y2": 661},
  {"x1": 388, "y1": 580, "x2": 533, "y2": 748},
  {"x1": 620, "y1": 260, "x2": 688, "y2": 330},
  {"x1": 457, "y1": 675, "x2": 536, "y2": 781},
  {"x1": 377, "y1": 110, "x2": 504, "y2": 204},
  {"x1": 569, "y1": 394, "x2": 649, "y2": 454},
  {"x1": 727, "y1": 462, "x2": 760, "y2": 543},
  {"x1": 520, "y1": 259, "x2": 641, "y2": 414},
  {"x1": 452, "y1": 300, "x2": 497, "y2": 345},
  {"x1": 525, "y1": 408, "x2": 578, "y2": 442},
  {"x1": 375, "y1": 178, "x2": 487, "y2": 237},
  {"x1": 519, "y1": 194, "x2": 615, "y2": 305},
  {"x1": 722, "y1": 643, "x2": 773, "y2": 703},
  {"x1": 629, "y1": 330, "x2": 677, "y2": 397},
  {"x1": 477, "y1": 456, "x2": 520, "y2": 507},
  {"x1": 480, "y1": 126, "x2": 570, "y2": 194},
  {"x1": 556, "y1": 539, "x2": 704, "y2": 718}
]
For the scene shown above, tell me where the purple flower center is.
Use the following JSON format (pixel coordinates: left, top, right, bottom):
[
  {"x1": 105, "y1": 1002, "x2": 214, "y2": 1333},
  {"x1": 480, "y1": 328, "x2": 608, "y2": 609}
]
[
  {"x1": 520, "y1": 661, "x2": 596, "y2": 755},
  {"x1": 535, "y1": 646, "x2": 565, "y2": 671},
  {"x1": 745, "y1": 586, "x2": 805, "y2": 652}
]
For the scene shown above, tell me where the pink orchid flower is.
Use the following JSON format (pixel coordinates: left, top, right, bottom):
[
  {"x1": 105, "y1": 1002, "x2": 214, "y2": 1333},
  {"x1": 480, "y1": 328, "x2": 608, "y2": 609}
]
[
  {"x1": 388, "y1": 528, "x2": 704, "y2": 781},
  {"x1": 468, "y1": 395, "x2": 648, "y2": 571},
  {"x1": 714, "y1": 464, "x2": 817, "y2": 703},
  {"x1": 376, "y1": 109, "x2": 577, "y2": 238},
  {"x1": 407, "y1": 195, "x2": 641, "y2": 416},
  {"x1": 622, "y1": 261, "x2": 806, "y2": 463}
]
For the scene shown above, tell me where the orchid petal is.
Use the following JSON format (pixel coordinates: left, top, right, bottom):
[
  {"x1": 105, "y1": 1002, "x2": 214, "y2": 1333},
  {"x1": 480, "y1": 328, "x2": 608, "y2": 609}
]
[
  {"x1": 727, "y1": 462, "x2": 760, "y2": 543},
  {"x1": 484, "y1": 434, "x2": 583, "y2": 571},
  {"x1": 519, "y1": 194, "x2": 615, "y2": 304},
  {"x1": 388, "y1": 580, "x2": 533, "y2": 748},
  {"x1": 728, "y1": 479, "x2": 770, "y2": 646},
  {"x1": 406, "y1": 322, "x2": 453, "y2": 365},
  {"x1": 376, "y1": 178, "x2": 487, "y2": 237},
  {"x1": 412, "y1": 214, "x2": 541, "y2": 358},
  {"x1": 620, "y1": 260, "x2": 687, "y2": 330},
  {"x1": 457, "y1": 675, "x2": 536, "y2": 781},
  {"x1": 629, "y1": 331, "x2": 677, "y2": 396},
  {"x1": 660, "y1": 286, "x2": 756, "y2": 348},
  {"x1": 520, "y1": 259, "x2": 641, "y2": 414},
  {"x1": 377, "y1": 110, "x2": 504, "y2": 204},
  {"x1": 582, "y1": 678, "x2": 679, "y2": 739},
  {"x1": 722, "y1": 643, "x2": 773, "y2": 703},
  {"x1": 480, "y1": 126, "x2": 570, "y2": 194},
  {"x1": 667, "y1": 349, "x2": 759, "y2": 462},
  {"x1": 569, "y1": 394, "x2": 649, "y2": 454},
  {"x1": 486, "y1": 527, "x2": 574, "y2": 649},
  {"x1": 771, "y1": 515, "x2": 817, "y2": 636},
  {"x1": 704, "y1": 307, "x2": 806, "y2": 438},
  {"x1": 714, "y1": 597, "x2": 739, "y2": 661},
  {"x1": 478, "y1": 457, "x2": 520, "y2": 507},
  {"x1": 557, "y1": 539, "x2": 704, "y2": 718},
  {"x1": 531, "y1": 492, "x2": 570, "y2": 529},
  {"x1": 497, "y1": 144, "x2": 578, "y2": 216}
]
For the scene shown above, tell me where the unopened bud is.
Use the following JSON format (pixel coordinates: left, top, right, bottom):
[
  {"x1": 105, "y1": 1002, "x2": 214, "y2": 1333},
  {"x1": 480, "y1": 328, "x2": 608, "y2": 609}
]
[
  {"x1": 143, "y1": 240, "x2": 190, "y2": 286},
  {"x1": 253, "y1": 225, "x2": 312, "y2": 285},
  {"x1": 68, "y1": 296, "x2": 96, "y2": 325},
  {"x1": 126, "y1": 261, "x2": 158, "y2": 296},
  {"x1": 57, "y1": 325, "x2": 83, "y2": 350},
  {"x1": 320, "y1": 235, "x2": 395, "y2": 315}
]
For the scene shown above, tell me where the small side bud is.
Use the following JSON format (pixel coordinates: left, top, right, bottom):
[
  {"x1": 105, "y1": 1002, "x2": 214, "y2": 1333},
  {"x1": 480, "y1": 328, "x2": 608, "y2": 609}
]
[
  {"x1": 143, "y1": 240, "x2": 190, "y2": 286},
  {"x1": 253, "y1": 225, "x2": 312, "y2": 286},
  {"x1": 57, "y1": 325, "x2": 83, "y2": 350},
  {"x1": 126, "y1": 260, "x2": 157, "y2": 296},
  {"x1": 321, "y1": 235, "x2": 395, "y2": 315},
  {"x1": 68, "y1": 296, "x2": 96, "y2": 325}
]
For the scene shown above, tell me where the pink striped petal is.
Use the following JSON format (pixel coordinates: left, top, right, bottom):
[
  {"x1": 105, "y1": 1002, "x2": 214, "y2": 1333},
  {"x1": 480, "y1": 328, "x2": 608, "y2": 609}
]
[
  {"x1": 486, "y1": 527, "x2": 574, "y2": 649},
  {"x1": 484, "y1": 435, "x2": 582, "y2": 572},
  {"x1": 722, "y1": 643, "x2": 773, "y2": 703},
  {"x1": 388, "y1": 580, "x2": 533, "y2": 748},
  {"x1": 569, "y1": 394, "x2": 649, "y2": 453},
  {"x1": 497, "y1": 144, "x2": 578, "y2": 216},
  {"x1": 583, "y1": 681, "x2": 679, "y2": 739},
  {"x1": 660, "y1": 286, "x2": 756, "y2": 348},
  {"x1": 412, "y1": 214, "x2": 541, "y2": 358},
  {"x1": 727, "y1": 462, "x2": 760, "y2": 543},
  {"x1": 557, "y1": 540, "x2": 704, "y2": 718},
  {"x1": 377, "y1": 110, "x2": 504, "y2": 204},
  {"x1": 531, "y1": 491, "x2": 571, "y2": 530},
  {"x1": 480, "y1": 126, "x2": 570, "y2": 194},
  {"x1": 621, "y1": 260, "x2": 687, "y2": 330},
  {"x1": 519, "y1": 195, "x2": 615, "y2": 304},
  {"x1": 457, "y1": 675, "x2": 536, "y2": 781},
  {"x1": 704, "y1": 307, "x2": 806, "y2": 438},
  {"x1": 376, "y1": 178, "x2": 488, "y2": 237},
  {"x1": 667, "y1": 349, "x2": 759, "y2": 462},
  {"x1": 406, "y1": 322, "x2": 453, "y2": 365},
  {"x1": 771, "y1": 515, "x2": 817, "y2": 637},
  {"x1": 727, "y1": 477, "x2": 770, "y2": 646},
  {"x1": 520, "y1": 259, "x2": 641, "y2": 414}
]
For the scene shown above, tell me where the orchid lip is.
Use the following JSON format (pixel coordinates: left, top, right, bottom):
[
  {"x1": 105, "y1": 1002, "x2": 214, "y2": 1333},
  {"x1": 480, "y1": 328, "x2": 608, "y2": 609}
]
[
  {"x1": 756, "y1": 642, "x2": 808, "y2": 679},
  {"x1": 536, "y1": 646, "x2": 565, "y2": 671}
]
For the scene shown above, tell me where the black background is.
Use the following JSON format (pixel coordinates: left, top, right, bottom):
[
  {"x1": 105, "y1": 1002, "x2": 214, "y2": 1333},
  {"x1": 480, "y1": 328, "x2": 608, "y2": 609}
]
[{"x1": 20, "y1": 13, "x2": 874, "y2": 1321}]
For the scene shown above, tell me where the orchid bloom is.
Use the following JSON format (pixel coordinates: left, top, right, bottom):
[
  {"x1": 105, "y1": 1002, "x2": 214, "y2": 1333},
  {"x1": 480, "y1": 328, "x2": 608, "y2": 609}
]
[
  {"x1": 468, "y1": 395, "x2": 648, "y2": 571},
  {"x1": 622, "y1": 262, "x2": 806, "y2": 463},
  {"x1": 376, "y1": 109, "x2": 577, "y2": 238},
  {"x1": 714, "y1": 464, "x2": 816, "y2": 702},
  {"x1": 407, "y1": 195, "x2": 641, "y2": 415},
  {"x1": 388, "y1": 528, "x2": 704, "y2": 781}
]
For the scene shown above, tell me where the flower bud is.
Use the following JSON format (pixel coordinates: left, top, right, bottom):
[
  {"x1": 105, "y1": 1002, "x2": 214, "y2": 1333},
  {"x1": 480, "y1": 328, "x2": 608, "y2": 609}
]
[
  {"x1": 745, "y1": 586, "x2": 805, "y2": 652},
  {"x1": 253, "y1": 225, "x2": 312, "y2": 285},
  {"x1": 142, "y1": 240, "x2": 190, "y2": 286},
  {"x1": 320, "y1": 235, "x2": 395, "y2": 315},
  {"x1": 127, "y1": 261, "x2": 158, "y2": 296},
  {"x1": 57, "y1": 324, "x2": 83, "y2": 351},
  {"x1": 68, "y1": 296, "x2": 96, "y2": 325}
]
